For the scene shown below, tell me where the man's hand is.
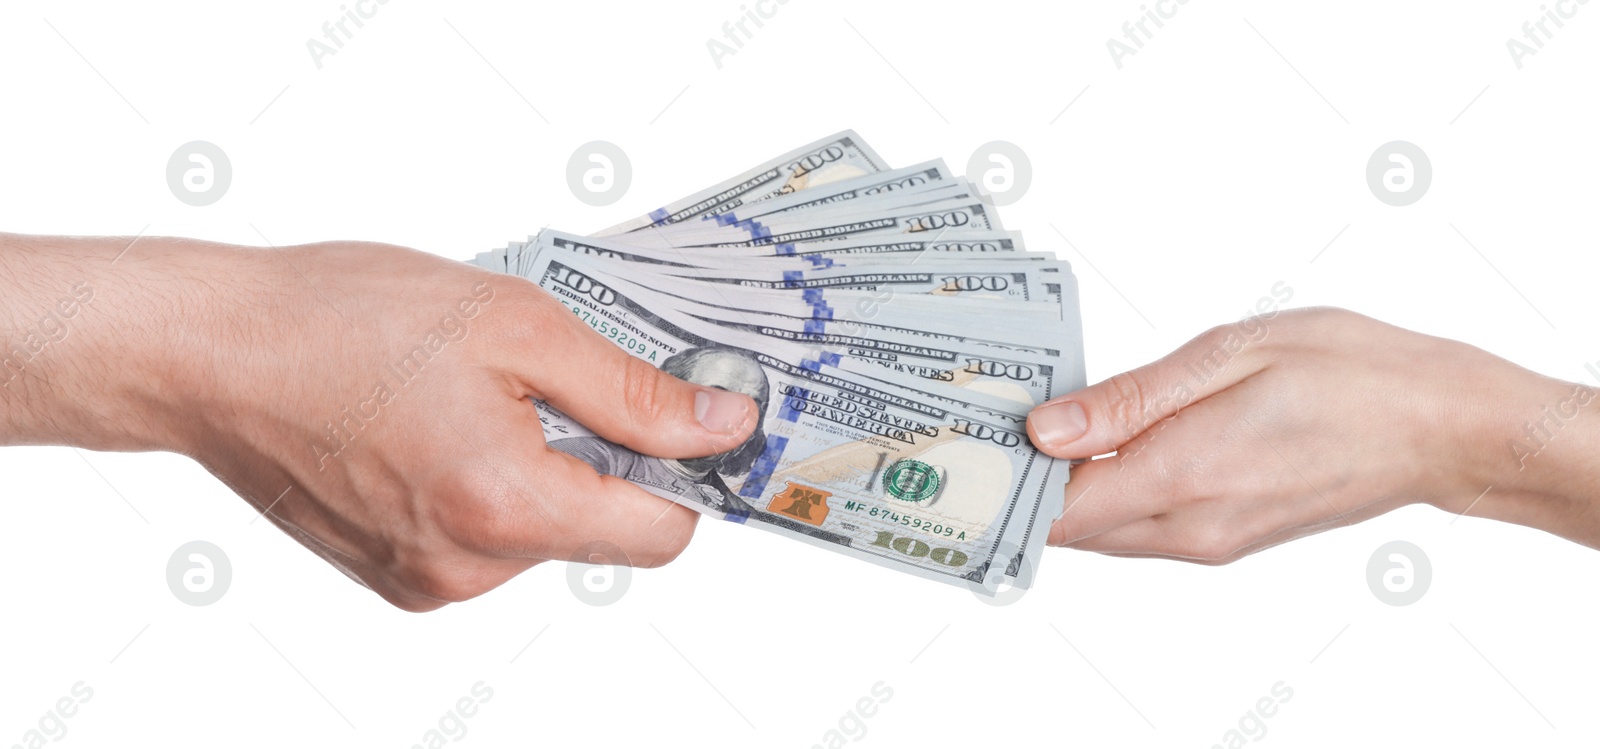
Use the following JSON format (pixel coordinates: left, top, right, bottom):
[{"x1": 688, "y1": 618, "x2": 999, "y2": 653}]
[
  {"x1": 1026, "y1": 307, "x2": 1600, "y2": 563},
  {"x1": 0, "y1": 234, "x2": 756, "y2": 611}
]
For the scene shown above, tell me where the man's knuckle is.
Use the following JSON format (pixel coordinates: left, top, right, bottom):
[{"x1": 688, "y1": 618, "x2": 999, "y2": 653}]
[
  {"x1": 599, "y1": 505, "x2": 697, "y2": 570},
  {"x1": 388, "y1": 595, "x2": 448, "y2": 613},
  {"x1": 485, "y1": 285, "x2": 563, "y2": 347},
  {"x1": 640, "y1": 516, "x2": 696, "y2": 568},
  {"x1": 402, "y1": 559, "x2": 495, "y2": 603},
  {"x1": 618, "y1": 355, "x2": 670, "y2": 428},
  {"x1": 425, "y1": 466, "x2": 554, "y2": 557},
  {"x1": 438, "y1": 472, "x2": 506, "y2": 532}
]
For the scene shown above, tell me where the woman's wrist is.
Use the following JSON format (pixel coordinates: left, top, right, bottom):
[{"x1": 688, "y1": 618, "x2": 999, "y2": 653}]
[
  {"x1": 1501, "y1": 381, "x2": 1600, "y2": 548},
  {"x1": 1454, "y1": 369, "x2": 1600, "y2": 548}
]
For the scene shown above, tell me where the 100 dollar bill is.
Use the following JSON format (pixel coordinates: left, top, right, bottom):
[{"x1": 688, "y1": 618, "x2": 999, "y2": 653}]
[
  {"x1": 690, "y1": 160, "x2": 957, "y2": 228},
  {"x1": 640, "y1": 181, "x2": 976, "y2": 245},
  {"x1": 526, "y1": 252, "x2": 1062, "y2": 592},
  {"x1": 592, "y1": 131, "x2": 888, "y2": 236},
  {"x1": 590, "y1": 270, "x2": 1073, "y2": 407},
  {"x1": 518, "y1": 233, "x2": 1067, "y2": 322},
  {"x1": 629, "y1": 198, "x2": 1005, "y2": 250}
]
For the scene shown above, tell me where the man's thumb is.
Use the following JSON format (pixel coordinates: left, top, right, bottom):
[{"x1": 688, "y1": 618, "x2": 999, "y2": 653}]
[{"x1": 533, "y1": 317, "x2": 757, "y2": 459}]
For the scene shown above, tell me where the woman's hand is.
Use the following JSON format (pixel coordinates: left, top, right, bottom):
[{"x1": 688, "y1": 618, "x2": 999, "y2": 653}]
[{"x1": 1026, "y1": 307, "x2": 1600, "y2": 563}]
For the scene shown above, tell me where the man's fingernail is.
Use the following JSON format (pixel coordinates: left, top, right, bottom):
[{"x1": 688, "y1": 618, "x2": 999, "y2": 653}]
[
  {"x1": 1031, "y1": 400, "x2": 1088, "y2": 446},
  {"x1": 695, "y1": 389, "x2": 751, "y2": 434}
]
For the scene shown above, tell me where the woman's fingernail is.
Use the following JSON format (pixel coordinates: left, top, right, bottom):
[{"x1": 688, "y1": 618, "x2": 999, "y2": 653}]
[
  {"x1": 1031, "y1": 400, "x2": 1088, "y2": 446},
  {"x1": 695, "y1": 389, "x2": 752, "y2": 434}
]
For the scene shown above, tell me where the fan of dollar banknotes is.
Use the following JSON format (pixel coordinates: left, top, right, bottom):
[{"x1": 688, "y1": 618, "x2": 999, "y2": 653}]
[{"x1": 472, "y1": 131, "x2": 1086, "y2": 595}]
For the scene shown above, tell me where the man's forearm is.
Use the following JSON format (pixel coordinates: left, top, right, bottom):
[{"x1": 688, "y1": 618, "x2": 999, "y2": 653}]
[{"x1": 0, "y1": 233, "x2": 222, "y2": 453}]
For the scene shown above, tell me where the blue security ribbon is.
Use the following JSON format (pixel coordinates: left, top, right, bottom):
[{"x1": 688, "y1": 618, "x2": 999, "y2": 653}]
[{"x1": 737, "y1": 435, "x2": 792, "y2": 503}]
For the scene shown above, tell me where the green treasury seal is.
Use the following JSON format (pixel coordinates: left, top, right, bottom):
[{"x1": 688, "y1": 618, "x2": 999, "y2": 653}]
[{"x1": 883, "y1": 459, "x2": 941, "y2": 502}]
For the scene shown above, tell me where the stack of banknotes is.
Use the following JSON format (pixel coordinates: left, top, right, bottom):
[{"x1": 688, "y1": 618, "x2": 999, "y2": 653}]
[{"x1": 471, "y1": 131, "x2": 1085, "y2": 595}]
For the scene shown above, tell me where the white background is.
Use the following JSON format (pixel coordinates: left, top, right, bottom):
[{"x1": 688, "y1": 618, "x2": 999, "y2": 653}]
[{"x1": 3, "y1": 1, "x2": 1598, "y2": 747}]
